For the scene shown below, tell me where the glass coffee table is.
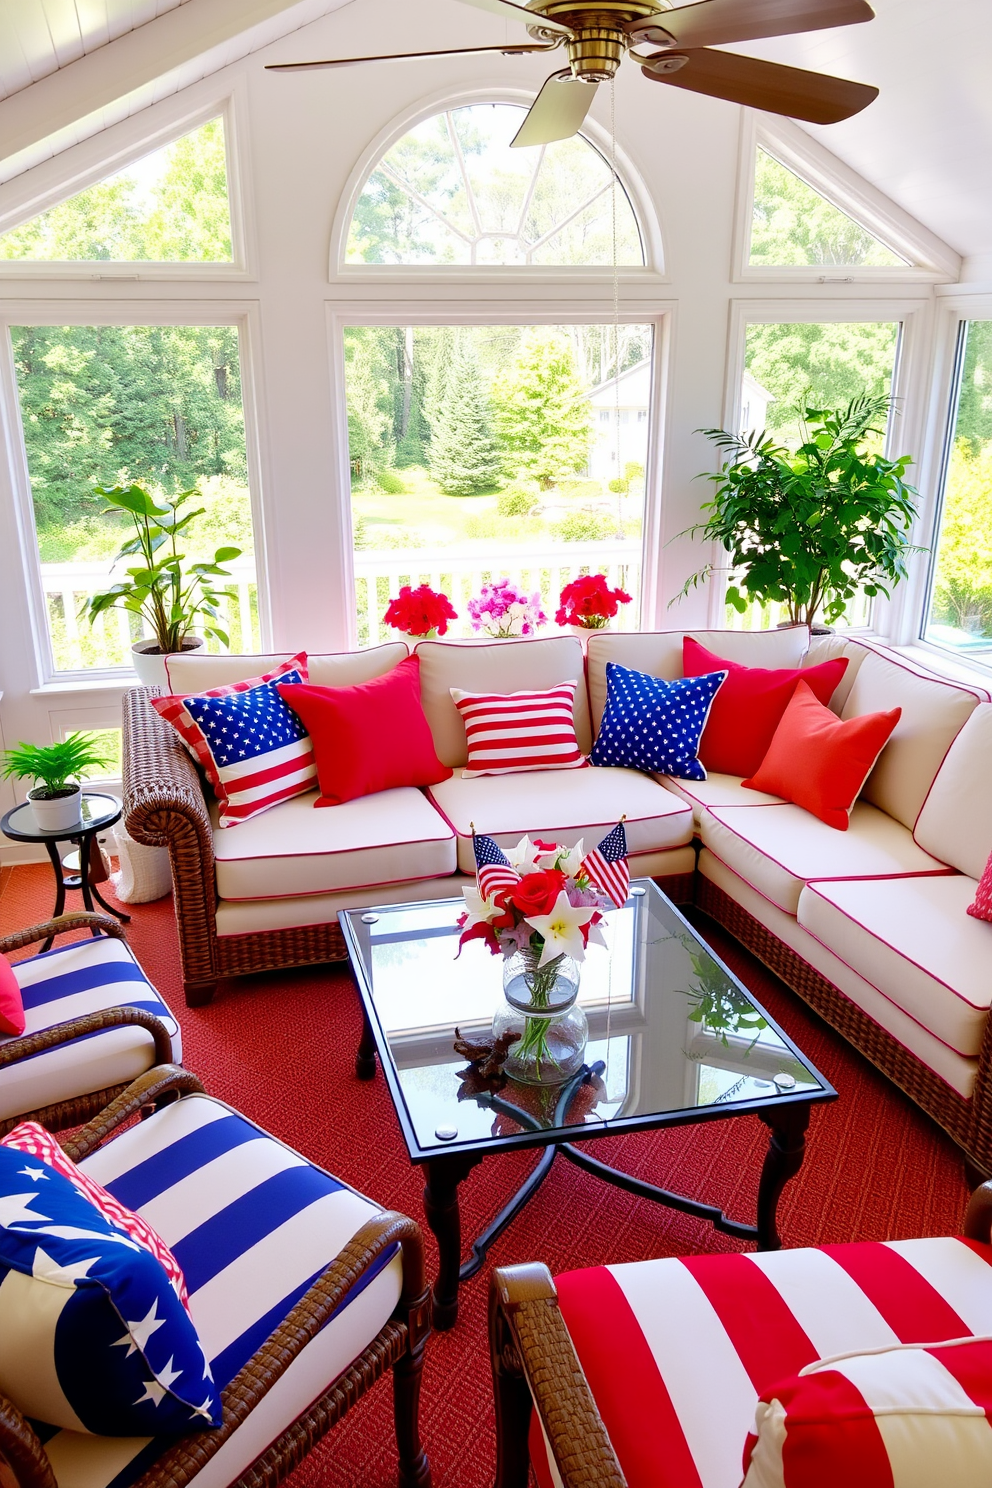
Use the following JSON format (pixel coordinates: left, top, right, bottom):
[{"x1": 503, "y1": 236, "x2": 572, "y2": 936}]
[{"x1": 340, "y1": 880, "x2": 835, "y2": 1329}]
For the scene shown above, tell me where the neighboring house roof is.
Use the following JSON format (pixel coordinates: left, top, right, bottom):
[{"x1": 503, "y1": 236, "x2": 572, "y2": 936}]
[
  {"x1": 742, "y1": 371, "x2": 775, "y2": 404},
  {"x1": 589, "y1": 359, "x2": 652, "y2": 409}
]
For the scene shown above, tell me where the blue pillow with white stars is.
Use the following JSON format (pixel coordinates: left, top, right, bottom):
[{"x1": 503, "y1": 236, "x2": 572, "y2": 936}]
[
  {"x1": 590, "y1": 662, "x2": 728, "y2": 780},
  {"x1": 0, "y1": 1145, "x2": 219, "y2": 1437}
]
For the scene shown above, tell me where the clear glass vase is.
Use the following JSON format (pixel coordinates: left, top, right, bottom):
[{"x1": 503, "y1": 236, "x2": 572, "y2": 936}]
[{"x1": 492, "y1": 947, "x2": 588, "y2": 1086}]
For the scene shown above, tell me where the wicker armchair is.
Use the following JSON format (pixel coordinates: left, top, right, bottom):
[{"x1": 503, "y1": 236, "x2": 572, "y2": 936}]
[
  {"x1": 123, "y1": 686, "x2": 349, "y2": 1006},
  {"x1": 0, "y1": 1064, "x2": 432, "y2": 1488},
  {"x1": 490, "y1": 1182, "x2": 992, "y2": 1488},
  {"x1": 0, "y1": 912, "x2": 178, "y2": 1135}
]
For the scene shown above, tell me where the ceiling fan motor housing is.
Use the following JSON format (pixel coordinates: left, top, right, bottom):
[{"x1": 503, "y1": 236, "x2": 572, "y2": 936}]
[{"x1": 526, "y1": 0, "x2": 668, "y2": 80}]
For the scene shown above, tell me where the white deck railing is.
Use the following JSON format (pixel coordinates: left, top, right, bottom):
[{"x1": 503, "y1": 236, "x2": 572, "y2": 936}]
[{"x1": 40, "y1": 539, "x2": 643, "y2": 670}]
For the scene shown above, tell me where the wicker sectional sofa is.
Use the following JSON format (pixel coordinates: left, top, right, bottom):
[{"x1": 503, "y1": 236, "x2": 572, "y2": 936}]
[{"x1": 123, "y1": 626, "x2": 992, "y2": 1172}]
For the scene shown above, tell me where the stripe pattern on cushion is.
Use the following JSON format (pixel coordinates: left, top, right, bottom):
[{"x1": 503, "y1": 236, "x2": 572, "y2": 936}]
[
  {"x1": 450, "y1": 682, "x2": 586, "y2": 777},
  {"x1": 36, "y1": 1095, "x2": 400, "y2": 1488},
  {"x1": 532, "y1": 1239, "x2": 992, "y2": 1488}
]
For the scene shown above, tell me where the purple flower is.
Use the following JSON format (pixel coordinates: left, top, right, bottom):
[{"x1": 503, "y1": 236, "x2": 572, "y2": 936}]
[{"x1": 468, "y1": 578, "x2": 548, "y2": 638}]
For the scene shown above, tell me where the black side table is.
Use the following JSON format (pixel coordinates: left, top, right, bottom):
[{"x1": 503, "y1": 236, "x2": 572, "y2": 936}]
[{"x1": 1, "y1": 792, "x2": 131, "y2": 949}]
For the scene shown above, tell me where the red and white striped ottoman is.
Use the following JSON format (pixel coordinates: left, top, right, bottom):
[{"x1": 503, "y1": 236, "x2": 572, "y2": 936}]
[{"x1": 529, "y1": 1238, "x2": 992, "y2": 1488}]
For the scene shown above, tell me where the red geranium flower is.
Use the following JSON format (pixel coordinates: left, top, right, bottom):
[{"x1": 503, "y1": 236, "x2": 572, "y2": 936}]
[
  {"x1": 556, "y1": 573, "x2": 632, "y2": 630},
  {"x1": 383, "y1": 584, "x2": 458, "y2": 638},
  {"x1": 505, "y1": 868, "x2": 566, "y2": 919}
]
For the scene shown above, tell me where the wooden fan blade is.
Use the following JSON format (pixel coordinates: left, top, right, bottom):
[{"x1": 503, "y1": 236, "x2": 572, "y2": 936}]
[
  {"x1": 628, "y1": 0, "x2": 873, "y2": 52},
  {"x1": 452, "y1": 0, "x2": 571, "y2": 35},
  {"x1": 641, "y1": 47, "x2": 878, "y2": 123},
  {"x1": 267, "y1": 42, "x2": 559, "y2": 72},
  {"x1": 511, "y1": 70, "x2": 598, "y2": 147}
]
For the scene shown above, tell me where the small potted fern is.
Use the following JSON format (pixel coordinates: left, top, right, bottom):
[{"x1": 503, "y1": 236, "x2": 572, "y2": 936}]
[{"x1": 1, "y1": 734, "x2": 111, "y2": 831}]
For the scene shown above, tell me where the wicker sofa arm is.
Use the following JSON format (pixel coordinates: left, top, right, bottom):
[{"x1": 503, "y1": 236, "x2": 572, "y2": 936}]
[
  {"x1": 61, "y1": 1065, "x2": 206, "y2": 1161},
  {"x1": 122, "y1": 686, "x2": 213, "y2": 856},
  {"x1": 0, "y1": 1006, "x2": 174, "y2": 1072},
  {"x1": 0, "y1": 914, "x2": 125, "y2": 957},
  {"x1": 965, "y1": 1181, "x2": 992, "y2": 1243},
  {"x1": 0, "y1": 1393, "x2": 57, "y2": 1488},
  {"x1": 490, "y1": 1263, "x2": 626, "y2": 1488}
]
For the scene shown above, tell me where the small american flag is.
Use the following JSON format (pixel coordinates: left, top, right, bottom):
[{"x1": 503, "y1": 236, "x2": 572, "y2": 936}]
[
  {"x1": 473, "y1": 832, "x2": 520, "y2": 903},
  {"x1": 580, "y1": 821, "x2": 629, "y2": 908}
]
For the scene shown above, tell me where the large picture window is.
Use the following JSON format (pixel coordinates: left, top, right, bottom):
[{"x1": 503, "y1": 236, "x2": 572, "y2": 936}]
[
  {"x1": 347, "y1": 104, "x2": 642, "y2": 267},
  {"x1": 11, "y1": 322, "x2": 258, "y2": 673},
  {"x1": 344, "y1": 322, "x2": 651, "y2": 643},
  {"x1": 924, "y1": 320, "x2": 992, "y2": 659}
]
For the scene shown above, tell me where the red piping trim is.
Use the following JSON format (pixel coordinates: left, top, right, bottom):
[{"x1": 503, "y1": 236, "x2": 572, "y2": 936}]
[
  {"x1": 912, "y1": 703, "x2": 992, "y2": 854},
  {"x1": 216, "y1": 868, "x2": 454, "y2": 904},
  {"x1": 215, "y1": 819, "x2": 455, "y2": 863}
]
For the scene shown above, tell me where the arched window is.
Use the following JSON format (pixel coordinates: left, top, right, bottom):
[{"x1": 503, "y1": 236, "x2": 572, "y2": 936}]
[{"x1": 346, "y1": 103, "x2": 643, "y2": 267}]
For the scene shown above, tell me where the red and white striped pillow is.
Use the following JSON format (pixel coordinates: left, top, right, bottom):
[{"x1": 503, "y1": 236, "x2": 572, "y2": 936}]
[
  {"x1": 2, "y1": 1122, "x2": 189, "y2": 1310},
  {"x1": 450, "y1": 681, "x2": 587, "y2": 777},
  {"x1": 968, "y1": 851, "x2": 992, "y2": 923},
  {"x1": 742, "y1": 1336, "x2": 992, "y2": 1487}
]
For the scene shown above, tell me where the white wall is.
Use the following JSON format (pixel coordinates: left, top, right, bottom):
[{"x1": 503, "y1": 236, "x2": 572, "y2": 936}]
[{"x1": 0, "y1": 0, "x2": 967, "y2": 858}]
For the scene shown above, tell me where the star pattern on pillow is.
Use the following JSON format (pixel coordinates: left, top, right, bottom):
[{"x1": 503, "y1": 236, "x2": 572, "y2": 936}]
[{"x1": 590, "y1": 663, "x2": 728, "y2": 780}]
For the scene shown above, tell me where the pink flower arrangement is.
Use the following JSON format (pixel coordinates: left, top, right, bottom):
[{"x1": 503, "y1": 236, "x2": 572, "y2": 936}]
[
  {"x1": 555, "y1": 573, "x2": 633, "y2": 630},
  {"x1": 383, "y1": 584, "x2": 457, "y2": 638},
  {"x1": 467, "y1": 578, "x2": 547, "y2": 638}
]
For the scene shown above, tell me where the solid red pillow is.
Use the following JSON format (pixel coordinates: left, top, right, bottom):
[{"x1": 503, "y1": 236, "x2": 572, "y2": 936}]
[
  {"x1": 0, "y1": 958, "x2": 25, "y2": 1036},
  {"x1": 683, "y1": 636, "x2": 848, "y2": 778},
  {"x1": 743, "y1": 681, "x2": 900, "y2": 830},
  {"x1": 277, "y1": 654, "x2": 451, "y2": 806}
]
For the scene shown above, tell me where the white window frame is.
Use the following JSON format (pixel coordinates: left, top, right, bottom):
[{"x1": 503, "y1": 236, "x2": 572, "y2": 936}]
[
  {"x1": 715, "y1": 296, "x2": 934, "y2": 633},
  {"x1": 0, "y1": 299, "x2": 272, "y2": 687},
  {"x1": 731, "y1": 113, "x2": 960, "y2": 287},
  {"x1": 0, "y1": 83, "x2": 255, "y2": 281},
  {"x1": 326, "y1": 300, "x2": 673, "y2": 648},
  {"x1": 327, "y1": 85, "x2": 667, "y2": 286}
]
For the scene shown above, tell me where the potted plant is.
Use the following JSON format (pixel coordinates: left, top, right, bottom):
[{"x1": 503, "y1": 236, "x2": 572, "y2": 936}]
[
  {"x1": 556, "y1": 573, "x2": 632, "y2": 648},
  {"x1": 84, "y1": 483, "x2": 241, "y2": 687},
  {"x1": 1, "y1": 734, "x2": 111, "y2": 832},
  {"x1": 676, "y1": 394, "x2": 922, "y2": 629},
  {"x1": 383, "y1": 584, "x2": 458, "y2": 640}
]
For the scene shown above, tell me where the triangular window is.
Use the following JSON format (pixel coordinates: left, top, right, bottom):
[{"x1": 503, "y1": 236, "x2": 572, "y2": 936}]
[
  {"x1": 749, "y1": 147, "x2": 906, "y2": 268},
  {"x1": 0, "y1": 117, "x2": 233, "y2": 263}
]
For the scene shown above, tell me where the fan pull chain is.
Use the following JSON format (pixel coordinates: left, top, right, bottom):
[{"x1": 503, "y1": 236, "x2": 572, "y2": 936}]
[{"x1": 610, "y1": 76, "x2": 623, "y2": 541}]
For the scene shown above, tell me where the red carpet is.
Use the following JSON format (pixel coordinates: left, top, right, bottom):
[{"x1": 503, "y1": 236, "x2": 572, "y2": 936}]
[{"x1": 0, "y1": 864, "x2": 970, "y2": 1487}]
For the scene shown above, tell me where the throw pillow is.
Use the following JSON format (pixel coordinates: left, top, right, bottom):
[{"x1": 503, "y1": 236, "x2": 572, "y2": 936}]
[
  {"x1": 151, "y1": 652, "x2": 316, "y2": 827},
  {"x1": 2, "y1": 1122, "x2": 188, "y2": 1308},
  {"x1": 449, "y1": 680, "x2": 586, "y2": 778},
  {"x1": 683, "y1": 636, "x2": 849, "y2": 778},
  {"x1": 590, "y1": 662, "x2": 727, "y2": 781},
  {"x1": 968, "y1": 851, "x2": 992, "y2": 923},
  {"x1": 278, "y1": 653, "x2": 451, "y2": 805},
  {"x1": 742, "y1": 1336, "x2": 992, "y2": 1488},
  {"x1": 743, "y1": 681, "x2": 900, "y2": 830},
  {"x1": 0, "y1": 1143, "x2": 219, "y2": 1436},
  {"x1": 0, "y1": 958, "x2": 25, "y2": 1036}
]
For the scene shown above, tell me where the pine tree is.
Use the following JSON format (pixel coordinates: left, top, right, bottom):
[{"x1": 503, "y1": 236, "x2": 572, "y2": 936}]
[
  {"x1": 428, "y1": 336, "x2": 501, "y2": 496},
  {"x1": 491, "y1": 328, "x2": 592, "y2": 489}
]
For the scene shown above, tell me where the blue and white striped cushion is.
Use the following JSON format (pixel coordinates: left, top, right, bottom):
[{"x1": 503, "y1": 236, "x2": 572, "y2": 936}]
[
  {"x1": 0, "y1": 937, "x2": 181, "y2": 1124},
  {"x1": 34, "y1": 1095, "x2": 402, "y2": 1488}
]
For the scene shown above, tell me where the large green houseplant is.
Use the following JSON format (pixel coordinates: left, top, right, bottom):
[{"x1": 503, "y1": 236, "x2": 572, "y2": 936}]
[
  {"x1": 677, "y1": 395, "x2": 922, "y2": 628},
  {"x1": 2, "y1": 734, "x2": 110, "y2": 831},
  {"x1": 85, "y1": 483, "x2": 241, "y2": 686}
]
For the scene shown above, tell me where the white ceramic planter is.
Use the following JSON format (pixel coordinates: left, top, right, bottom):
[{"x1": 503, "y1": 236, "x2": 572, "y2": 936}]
[
  {"x1": 566, "y1": 623, "x2": 612, "y2": 652},
  {"x1": 27, "y1": 784, "x2": 83, "y2": 832},
  {"x1": 131, "y1": 636, "x2": 204, "y2": 689}
]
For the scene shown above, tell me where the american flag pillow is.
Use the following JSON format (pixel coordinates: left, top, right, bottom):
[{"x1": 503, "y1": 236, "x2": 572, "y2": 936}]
[
  {"x1": 450, "y1": 681, "x2": 587, "y2": 777},
  {"x1": 151, "y1": 652, "x2": 316, "y2": 826}
]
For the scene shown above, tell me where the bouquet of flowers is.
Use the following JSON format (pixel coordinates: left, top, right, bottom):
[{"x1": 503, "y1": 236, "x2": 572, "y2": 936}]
[
  {"x1": 467, "y1": 578, "x2": 547, "y2": 638},
  {"x1": 555, "y1": 573, "x2": 633, "y2": 630},
  {"x1": 383, "y1": 583, "x2": 457, "y2": 638}
]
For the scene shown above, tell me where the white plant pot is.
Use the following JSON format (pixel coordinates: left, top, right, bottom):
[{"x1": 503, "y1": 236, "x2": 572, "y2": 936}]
[
  {"x1": 28, "y1": 784, "x2": 83, "y2": 833},
  {"x1": 131, "y1": 636, "x2": 204, "y2": 690}
]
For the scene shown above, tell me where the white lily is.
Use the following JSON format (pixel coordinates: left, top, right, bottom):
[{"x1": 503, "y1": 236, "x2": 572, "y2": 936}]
[
  {"x1": 460, "y1": 886, "x2": 502, "y2": 927},
  {"x1": 526, "y1": 891, "x2": 597, "y2": 966},
  {"x1": 505, "y1": 835, "x2": 542, "y2": 873}
]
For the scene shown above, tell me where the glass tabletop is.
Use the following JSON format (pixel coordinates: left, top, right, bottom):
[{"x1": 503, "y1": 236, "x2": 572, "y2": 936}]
[
  {"x1": 1, "y1": 791, "x2": 121, "y2": 841},
  {"x1": 340, "y1": 880, "x2": 833, "y2": 1162}
]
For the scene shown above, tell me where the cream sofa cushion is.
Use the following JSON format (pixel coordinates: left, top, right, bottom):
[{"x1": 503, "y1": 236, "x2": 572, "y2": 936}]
[
  {"x1": 840, "y1": 645, "x2": 986, "y2": 829},
  {"x1": 415, "y1": 635, "x2": 590, "y2": 767},
  {"x1": 585, "y1": 626, "x2": 810, "y2": 732},
  {"x1": 798, "y1": 875, "x2": 992, "y2": 1059},
  {"x1": 427, "y1": 765, "x2": 693, "y2": 874},
  {"x1": 801, "y1": 634, "x2": 870, "y2": 714},
  {"x1": 699, "y1": 801, "x2": 949, "y2": 917},
  {"x1": 164, "y1": 642, "x2": 408, "y2": 693},
  {"x1": 914, "y1": 703, "x2": 992, "y2": 879},
  {"x1": 212, "y1": 787, "x2": 456, "y2": 900},
  {"x1": 659, "y1": 772, "x2": 784, "y2": 826}
]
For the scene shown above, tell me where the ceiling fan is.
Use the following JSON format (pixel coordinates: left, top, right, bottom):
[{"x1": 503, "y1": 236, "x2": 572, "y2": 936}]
[{"x1": 267, "y1": 0, "x2": 879, "y2": 148}]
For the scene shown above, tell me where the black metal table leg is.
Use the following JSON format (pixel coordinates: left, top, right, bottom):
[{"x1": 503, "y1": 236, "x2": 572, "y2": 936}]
[
  {"x1": 85, "y1": 837, "x2": 129, "y2": 923},
  {"x1": 756, "y1": 1100, "x2": 811, "y2": 1250},
  {"x1": 356, "y1": 1001, "x2": 377, "y2": 1080},
  {"x1": 423, "y1": 1153, "x2": 480, "y2": 1331},
  {"x1": 41, "y1": 839, "x2": 66, "y2": 948}
]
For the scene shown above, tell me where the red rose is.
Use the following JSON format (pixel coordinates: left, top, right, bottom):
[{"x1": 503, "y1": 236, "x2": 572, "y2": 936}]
[{"x1": 506, "y1": 868, "x2": 566, "y2": 918}]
